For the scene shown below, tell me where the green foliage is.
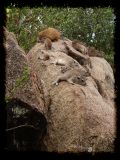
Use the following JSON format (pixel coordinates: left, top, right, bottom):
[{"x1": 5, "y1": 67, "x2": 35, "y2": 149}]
[
  {"x1": 6, "y1": 6, "x2": 115, "y2": 66},
  {"x1": 14, "y1": 66, "x2": 29, "y2": 89},
  {"x1": 5, "y1": 96, "x2": 10, "y2": 104},
  {"x1": 5, "y1": 66, "x2": 29, "y2": 103}
]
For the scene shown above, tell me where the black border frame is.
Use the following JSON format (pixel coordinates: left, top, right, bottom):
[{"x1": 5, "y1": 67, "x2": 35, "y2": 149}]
[{"x1": 1, "y1": 0, "x2": 120, "y2": 159}]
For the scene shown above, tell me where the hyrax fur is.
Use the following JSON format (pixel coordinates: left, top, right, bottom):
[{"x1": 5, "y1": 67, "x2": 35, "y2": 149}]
[
  {"x1": 53, "y1": 68, "x2": 87, "y2": 86},
  {"x1": 38, "y1": 27, "x2": 61, "y2": 42},
  {"x1": 72, "y1": 40, "x2": 88, "y2": 55},
  {"x1": 38, "y1": 37, "x2": 52, "y2": 50},
  {"x1": 87, "y1": 46, "x2": 104, "y2": 57},
  {"x1": 50, "y1": 58, "x2": 66, "y2": 66},
  {"x1": 44, "y1": 38, "x2": 52, "y2": 50}
]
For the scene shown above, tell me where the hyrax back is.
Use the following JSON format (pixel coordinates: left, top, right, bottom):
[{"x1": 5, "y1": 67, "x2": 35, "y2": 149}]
[
  {"x1": 38, "y1": 27, "x2": 61, "y2": 42},
  {"x1": 53, "y1": 68, "x2": 87, "y2": 86},
  {"x1": 72, "y1": 40, "x2": 88, "y2": 55}
]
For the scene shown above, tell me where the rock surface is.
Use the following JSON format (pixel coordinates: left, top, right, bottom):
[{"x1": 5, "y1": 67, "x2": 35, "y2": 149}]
[
  {"x1": 5, "y1": 28, "x2": 48, "y2": 150},
  {"x1": 5, "y1": 28, "x2": 116, "y2": 152},
  {"x1": 5, "y1": 28, "x2": 48, "y2": 115},
  {"x1": 27, "y1": 38, "x2": 116, "y2": 152}
]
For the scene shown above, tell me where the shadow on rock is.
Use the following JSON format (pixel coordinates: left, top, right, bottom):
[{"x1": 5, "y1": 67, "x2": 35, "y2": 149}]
[{"x1": 6, "y1": 98, "x2": 47, "y2": 151}]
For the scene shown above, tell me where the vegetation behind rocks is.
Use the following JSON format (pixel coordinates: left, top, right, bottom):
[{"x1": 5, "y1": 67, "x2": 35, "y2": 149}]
[{"x1": 6, "y1": 6, "x2": 115, "y2": 67}]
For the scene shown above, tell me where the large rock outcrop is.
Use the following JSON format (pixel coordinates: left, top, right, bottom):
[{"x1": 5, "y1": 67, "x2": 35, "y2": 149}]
[
  {"x1": 4, "y1": 28, "x2": 48, "y2": 150},
  {"x1": 5, "y1": 28, "x2": 49, "y2": 115},
  {"x1": 5, "y1": 28, "x2": 116, "y2": 152},
  {"x1": 27, "y1": 38, "x2": 116, "y2": 152}
]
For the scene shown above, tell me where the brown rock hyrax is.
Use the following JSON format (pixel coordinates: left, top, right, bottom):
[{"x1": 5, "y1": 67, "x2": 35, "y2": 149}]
[
  {"x1": 53, "y1": 69, "x2": 87, "y2": 86},
  {"x1": 72, "y1": 40, "x2": 88, "y2": 55},
  {"x1": 38, "y1": 27, "x2": 61, "y2": 42},
  {"x1": 38, "y1": 27, "x2": 61, "y2": 50}
]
